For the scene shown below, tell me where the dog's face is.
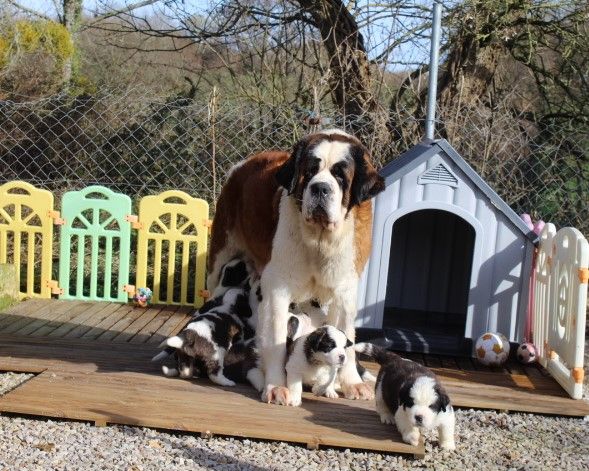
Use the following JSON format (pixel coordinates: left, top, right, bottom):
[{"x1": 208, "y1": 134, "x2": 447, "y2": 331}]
[
  {"x1": 303, "y1": 325, "x2": 353, "y2": 366},
  {"x1": 399, "y1": 376, "x2": 451, "y2": 429},
  {"x1": 276, "y1": 129, "x2": 385, "y2": 231}
]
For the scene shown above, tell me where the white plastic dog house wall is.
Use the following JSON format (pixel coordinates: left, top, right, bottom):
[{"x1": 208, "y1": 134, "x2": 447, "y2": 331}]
[{"x1": 356, "y1": 139, "x2": 538, "y2": 355}]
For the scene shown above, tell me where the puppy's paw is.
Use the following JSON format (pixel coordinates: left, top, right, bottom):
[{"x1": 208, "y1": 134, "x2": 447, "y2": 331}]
[
  {"x1": 288, "y1": 395, "x2": 302, "y2": 407},
  {"x1": 263, "y1": 386, "x2": 290, "y2": 405},
  {"x1": 439, "y1": 439, "x2": 456, "y2": 451},
  {"x1": 403, "y1": 431, "x2": 420, "y2": 447},
  {"x1": 342, "y1": 382, "x2": 374, "y2": 400},
  {"x1": 323, "y1": 387, "x2": 339, "y2": 399},
  {"x1": 379, "y1": 413, "x2": 394, "y2": 425}
]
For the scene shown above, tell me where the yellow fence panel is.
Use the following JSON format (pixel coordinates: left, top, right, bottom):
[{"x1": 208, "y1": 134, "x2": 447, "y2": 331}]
[
  {"x1": 0, "y1": 181, "x2": 55, "y2": 298},
  {"x1": 135, "y1": 190, "x2": 209, "y2": 307}
]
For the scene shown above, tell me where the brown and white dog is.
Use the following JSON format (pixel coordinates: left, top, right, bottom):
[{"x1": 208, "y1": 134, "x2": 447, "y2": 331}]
[{"x1": 207, "y1": 129, "x2": 385, "y2": 404}]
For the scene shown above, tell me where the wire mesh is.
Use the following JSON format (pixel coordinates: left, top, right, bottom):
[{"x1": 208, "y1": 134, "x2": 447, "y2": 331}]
[{"x1": 0, "y1": 89, "x2": 587, "y2": 235}]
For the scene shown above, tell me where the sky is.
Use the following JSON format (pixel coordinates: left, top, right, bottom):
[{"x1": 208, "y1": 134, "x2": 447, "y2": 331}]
[{"x1": 23, "y1": 0, "x2": 434, "y2": 70}]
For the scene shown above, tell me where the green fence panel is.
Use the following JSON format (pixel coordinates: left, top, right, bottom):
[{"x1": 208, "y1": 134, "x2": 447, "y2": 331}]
[{"x1": 58, "y1": 186, "x2": 132, "y2": 302}]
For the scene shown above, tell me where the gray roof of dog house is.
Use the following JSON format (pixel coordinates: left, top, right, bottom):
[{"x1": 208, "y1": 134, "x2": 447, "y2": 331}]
[{"x1": 379, "y1": 139, "x2": 538, "y2": 244}]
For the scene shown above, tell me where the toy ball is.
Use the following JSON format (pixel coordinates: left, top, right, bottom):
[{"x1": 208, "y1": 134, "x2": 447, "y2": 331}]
[
  {"x1": 475, "y1": 332, "x2": 510, "y2": 367},
  {"x1": 133, "y1": 287, "x2": 153, "y2": 308},
  {"x1": 516, "y1": 342, "x2": 537, "y2": 364}
]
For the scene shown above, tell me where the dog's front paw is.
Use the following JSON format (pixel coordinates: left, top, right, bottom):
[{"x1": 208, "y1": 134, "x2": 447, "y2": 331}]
[
  {"x1": 342, "y1": 382, "x2": 374, "y2": 400},
  {"x1": 403, "y1": 431, "x2": 420, "y2": 447},
  {"x1": 379, "y1": 413, "x2": 394, "y2": 425},
  {"x1": 439, "y1": 439, "x2": 456, "y2": 451},
  {"x1": 263, "y1": 385, "x2": 290, "y2": 405},
  {"x1": 323, "y1": 387, "x2": 339, "y2": 399},
  {"x1": 288, "y1": 395, "x2": 302, "y2": 407}
]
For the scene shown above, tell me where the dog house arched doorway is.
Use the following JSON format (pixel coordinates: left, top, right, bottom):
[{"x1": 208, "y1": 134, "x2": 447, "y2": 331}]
[{"x1": 384, "y1": 209, "x2": 475, "y2": 354}]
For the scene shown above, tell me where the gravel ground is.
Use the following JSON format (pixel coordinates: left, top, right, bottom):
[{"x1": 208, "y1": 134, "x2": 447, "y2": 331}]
[{"x1": 1, "y1": 372, "x2": 588, "y2": 470}]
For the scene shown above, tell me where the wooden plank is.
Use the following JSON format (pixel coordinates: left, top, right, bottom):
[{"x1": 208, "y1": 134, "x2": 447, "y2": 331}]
[
  {"x1": 29, "y1": 302, "x2": 106, "y2": 338},
  {"x1": 80, "y1": 304, "x2": 137, "y2": 340},
  {"x1": 62, "y1": 303, "x2": 125, "y2": 339},
  {"x1": 0, "y1": 298, "x2": 51, "y2": 329},
  {"x1": 95, "y1": 306, "x2": 154, "y2": 342},
  {"x1": 13, "y1": 301, "x2": 86, "y2": 336},
  {"x1": 147, "y1": 306, "x2": 193, "y2": 344},
  {"x1": 0, "y1": 297, "x2": 46, "y2": 316},
  {"x1": 0, "y1": 370, "x2": 422, "y2": 456},
  {"x1": 0, "y1": 300, "x2": 73, "y2": 334},
  {"x1": 46, "y1": 302, "x2": 120, "y2": 338},
  {"x1": 129, "y1": 305, "x2": 180, "y2": 344},
  {"x1": 110, "y1": 305, "x2": 167, "y2": 343}
]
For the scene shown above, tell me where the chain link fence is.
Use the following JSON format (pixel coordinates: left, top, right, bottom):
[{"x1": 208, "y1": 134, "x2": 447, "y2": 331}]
[{"x1": 0, "y1": 89, "x2": 587, "y2": 236}]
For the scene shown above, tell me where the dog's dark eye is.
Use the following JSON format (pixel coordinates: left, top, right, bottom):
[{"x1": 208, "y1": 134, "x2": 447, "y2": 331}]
[
  {"x1": 305, "y1": 159, "x2": 320, "y2": 179},
  {"x1": 330, "y1": 163, "x2": 348, "y2": 189}
]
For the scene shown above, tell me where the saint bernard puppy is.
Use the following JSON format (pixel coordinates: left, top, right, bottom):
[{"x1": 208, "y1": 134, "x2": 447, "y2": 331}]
[
  {"x1": 285, "y1": 316, "x2": 353, "y2": 406},
  {"x1": 207, "y1": 129, "x2": 385, "y2": 404},
  {"x1": 355, "y1": 343, "x2": 456, "y2": 450}
]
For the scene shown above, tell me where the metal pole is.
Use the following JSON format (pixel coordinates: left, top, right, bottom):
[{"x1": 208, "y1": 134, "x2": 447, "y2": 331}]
[{"x1": 425, "y1": 1, "x2": 442, "y2": 140}]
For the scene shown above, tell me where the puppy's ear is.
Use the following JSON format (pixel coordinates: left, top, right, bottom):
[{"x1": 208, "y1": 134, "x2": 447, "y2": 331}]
[
  {"x1": 350, "y1": 147, "x2": 385, "y2": 207},
  {"x1": 398, "y1": 382, "x2": 414, "y2": 410},
  {"x1": 435, "y1": 385, "x2": 451, "y2": 413},
  {"x1": 233, "y1": 293, "x2": 252, "y2": 318},
  {"x1": 165, "y1": 335, "x2": 184, "y2": 349},
  {"x1": 311, "y1": 329, "x2": 327, "y2": 351},
  {"x1": 276, "y1": 139, "x2": 305, "y2": 194},
  {"x1": 286, "y1": 315, "x2": 300, "y2": 340}
]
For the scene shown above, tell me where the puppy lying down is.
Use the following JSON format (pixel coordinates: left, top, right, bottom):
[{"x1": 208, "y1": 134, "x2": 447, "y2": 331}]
[{"x1": 355, "y1": 342, "x2": 456, "y2": 450}]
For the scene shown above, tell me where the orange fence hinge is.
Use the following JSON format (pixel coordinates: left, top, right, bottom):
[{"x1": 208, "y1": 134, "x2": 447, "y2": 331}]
[
  {"x1": 125, "y1": 214, "x2": 143, "y2": 230},
  {"x1": 123, "y1": 284, "x2": 136, "y2": 298},
  {"x1": 46, "y1": 280, "x2": 64, "y2": 295},
  {"x1": 579, "y1": 267, "x2": 589, "y2": 284},
  {"x1": 572, "y1": 367, "x2": 584, "y2": 384},
  {"x1": 203, "y1": 219, "x2": 213, "y2": 232},
  {"x1": 47, "y1": 210, "x2": 65, "y2": 226}
]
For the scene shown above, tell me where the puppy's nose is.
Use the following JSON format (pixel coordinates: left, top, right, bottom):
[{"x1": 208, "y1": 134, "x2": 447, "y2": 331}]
[
  {"x1": 415, "y1": 415, "x2": 423, "y2": 425},
  {"x1": 338, "y1": 354, "x2": 346, "y2": 364},
  {"x1": 311, "y1": 182, "x2": 332, "y2": 198}
]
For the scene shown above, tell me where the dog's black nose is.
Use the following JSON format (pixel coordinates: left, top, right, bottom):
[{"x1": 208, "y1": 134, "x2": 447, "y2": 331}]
[
  {"x1": 311, "y1": 182, "x2": 332, "y2": 198},
  {"x1": 415, "y1": 415, "x2": 423, "y2": 424},
  {"x1": 339, "y1": 354, "x2": 346, "y2": 363}
]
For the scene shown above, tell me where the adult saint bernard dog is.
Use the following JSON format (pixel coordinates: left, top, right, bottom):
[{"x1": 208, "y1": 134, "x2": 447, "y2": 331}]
[{"x1": 207, "y1": 129, "x2": 385, "y2": 404}]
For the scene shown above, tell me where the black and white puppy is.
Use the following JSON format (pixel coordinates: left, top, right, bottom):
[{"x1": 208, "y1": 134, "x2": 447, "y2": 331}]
[
  {"x1": 285, "y1": 316, "x2": 353, "y2": 407},
  {"x1": 223, "y1": 337, "x2": 265, "y2": 392},
  {"x1": 355, "y1": 343, "x2": 456, "y2": 450},
  {"x1": 153, "y1": 287, "x2": 251, "y2": 386}
]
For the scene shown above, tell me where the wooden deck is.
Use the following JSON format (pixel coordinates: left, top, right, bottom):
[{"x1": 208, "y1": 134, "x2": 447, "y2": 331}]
[{"x1": 0, "y1": 299, "x2": 588, "y2": 457}]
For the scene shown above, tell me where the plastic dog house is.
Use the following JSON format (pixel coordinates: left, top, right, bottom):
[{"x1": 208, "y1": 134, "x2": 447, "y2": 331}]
[{"x1": 356, "y1": 139, "x2": 538, "y2": 355}]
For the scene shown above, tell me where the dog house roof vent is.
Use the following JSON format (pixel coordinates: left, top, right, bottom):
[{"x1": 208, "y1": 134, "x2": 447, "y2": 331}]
[{"x1": 418, "y1": 163, "x2": 458, "y2": 187}]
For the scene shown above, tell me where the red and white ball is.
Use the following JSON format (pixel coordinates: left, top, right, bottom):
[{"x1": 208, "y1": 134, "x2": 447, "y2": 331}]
[
  {"x1": 475, "y1": 332, "x2": 510, "y2": 366},
  {"x1": 516, "y1": 342, "x2": 537, "y2": 364}
]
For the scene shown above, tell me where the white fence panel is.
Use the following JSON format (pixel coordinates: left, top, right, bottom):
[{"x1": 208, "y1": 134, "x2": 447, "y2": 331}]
[{"x1": 534, "y1": 224, "x2": 588, "y2": 399}]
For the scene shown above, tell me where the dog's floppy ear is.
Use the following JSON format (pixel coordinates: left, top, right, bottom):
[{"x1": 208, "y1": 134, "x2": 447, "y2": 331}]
[
  {"x1": 434, "y1": 385, "x2": 451, "y2": 413},
  {"x1": 310, "y1": 328, "x2": 327, "y2": 351},
  {"x1": 399, "y1": 382, "x2": 414, "y2": 410},
  {"x1": 349, "y1": 147, "x2": 385, "y2": 207},
  {"x1": 276, "y1": 139, "x2": 305, "y2": 194}
]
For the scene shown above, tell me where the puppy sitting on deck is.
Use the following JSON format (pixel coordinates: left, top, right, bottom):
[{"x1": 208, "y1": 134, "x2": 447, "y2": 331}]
[
  {"x1": 285, "y1": 316, "x2": 352, "y2": 407},
  {"x1": 355, "y1": 342, "x2": 456, "y2": 450}
]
